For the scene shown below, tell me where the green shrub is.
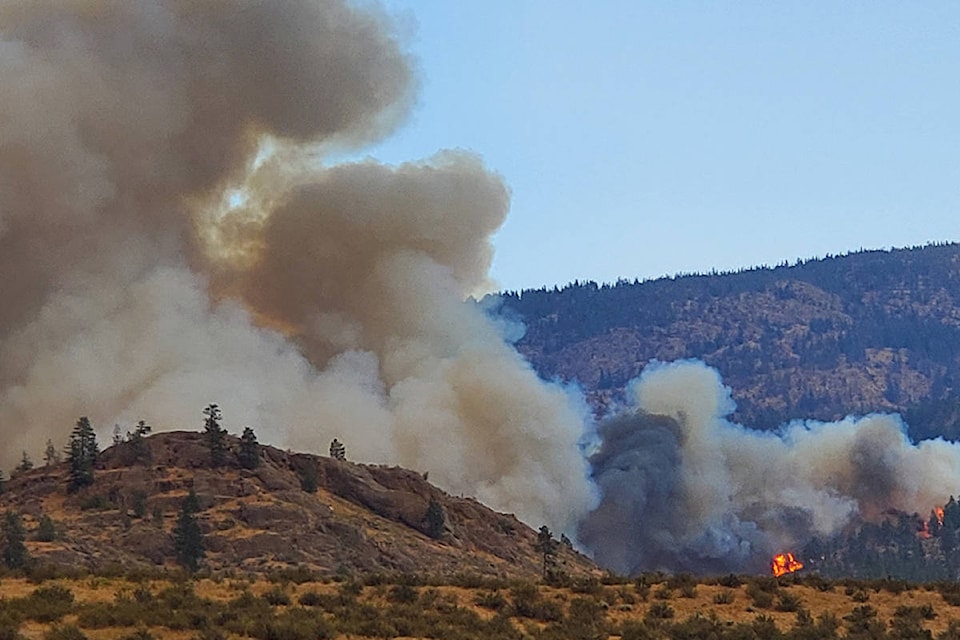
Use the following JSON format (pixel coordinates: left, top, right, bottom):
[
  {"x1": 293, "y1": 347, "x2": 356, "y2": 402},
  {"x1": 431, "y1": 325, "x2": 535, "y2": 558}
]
[
  {"x1": 713, "y1": 590, "x2": 735, "y2": 605},
  {"x1": 14, "y1": 584, "x2": 75, "y2": 622},
  {"x1": 43, "y1": 625, "x2": 87, "y2": 640},
  {"x1": 387, "y1": 584, "x2": 418, "y2": 604},
  {"x1": 717, "y1": 574, "x2": 743, "y2": 588},
  {"x1": 654, "y1": 585, "x2": 673, "y2": 600},
  {"x1": 644, "y1": 601, "x2": 674, "y2": 622},
  {"x1": 261, "y1": 588, "x2": 291, "y2": 607},
  {"x1": 474, "y1": 591, "x2": 508, "y2": 611},
  {"x1": 776, "y1": 591, "x2": 803, "y2": 612}
]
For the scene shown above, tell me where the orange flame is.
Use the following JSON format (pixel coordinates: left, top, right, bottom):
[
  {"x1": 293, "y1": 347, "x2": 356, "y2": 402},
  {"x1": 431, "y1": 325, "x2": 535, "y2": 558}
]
[
  {"x1": 936, "y1": 506, "x2": 945, "y2": 526},
  {"x1": 771, "y1": 552, "x2": 803, "y2": 577}
]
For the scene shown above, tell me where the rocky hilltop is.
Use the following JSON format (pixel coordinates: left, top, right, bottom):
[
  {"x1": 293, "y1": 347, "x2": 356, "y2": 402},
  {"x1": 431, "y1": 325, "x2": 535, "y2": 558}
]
[
  {"x1": 499, "y1": 243, "x2": 960, "y2": 437},
  {"x1": 0, "y1": 431, "x2": 595, "y2": 579}
]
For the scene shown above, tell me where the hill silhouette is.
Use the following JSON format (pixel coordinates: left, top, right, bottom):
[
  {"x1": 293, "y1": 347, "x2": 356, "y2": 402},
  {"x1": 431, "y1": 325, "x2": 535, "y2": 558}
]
[
  {"x1": 499, "y1": 242, "x2": 960, "y2": 438},
  {"x1": 0, "y1": 431, "x2": 595, "y2": 579}
]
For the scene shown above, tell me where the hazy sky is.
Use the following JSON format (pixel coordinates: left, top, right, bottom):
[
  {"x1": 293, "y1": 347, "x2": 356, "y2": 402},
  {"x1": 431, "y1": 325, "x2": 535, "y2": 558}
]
[{"x1": 358, "y1": 1, "x2": 959, "y2": 292}]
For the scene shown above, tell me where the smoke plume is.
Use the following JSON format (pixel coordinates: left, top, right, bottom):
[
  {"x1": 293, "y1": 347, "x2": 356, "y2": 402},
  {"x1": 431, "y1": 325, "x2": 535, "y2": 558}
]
[
  {"x1": 580, "y1": 360, "x2": 960, "y2": 575},
  {"x1": 0, "y1": 0, "x2": 594, "y2": 532}
]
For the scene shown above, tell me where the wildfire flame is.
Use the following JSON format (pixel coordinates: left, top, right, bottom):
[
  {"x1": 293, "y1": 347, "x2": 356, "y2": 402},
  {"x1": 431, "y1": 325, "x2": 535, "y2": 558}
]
[
  {"x1": 918, "y1": 506, "x2": 945, "y2": 539},
  {"x1": 771, "y1": 552, "x2": 803, "y2": 577}
]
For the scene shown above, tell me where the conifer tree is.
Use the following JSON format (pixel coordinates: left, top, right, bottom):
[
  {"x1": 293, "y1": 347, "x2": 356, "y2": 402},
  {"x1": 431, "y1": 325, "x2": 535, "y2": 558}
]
[
  {"x1": 535, "y1": 525, "x2": 559, "y2": 579},
  {"x1": 35, "y1": 514, "x2": 57, "y2": 542},
  {"x1": 126, "y1": 420, "x2": 152, "y2": 463},
  {"x1": 67, "y1": 416, "x2": 99, "y2": 492},
  {"x1": 15, "y1": 451, "x2": 32, "y2": 474},
  {"x1": 423, "y1": 497, "x2": 447, "y2": 539},
  {"x1": 238, "y1": 427, "x2": 260, "y2": 470},
  {"x1": 329, "y1": 438, "x2": 346, "y2": 461},
  {"x1": 173, "y1": 489, "x2": 204, "y2": 571},
  {"x1": 43, "y1": 439, "x2": 60, "y2": 466},
  {"x1": 1, "y1": 510, "x2": 28, "y2": 569},
  {"x1": 202, "y1": 404, "x2": 228, "y2": 466}
]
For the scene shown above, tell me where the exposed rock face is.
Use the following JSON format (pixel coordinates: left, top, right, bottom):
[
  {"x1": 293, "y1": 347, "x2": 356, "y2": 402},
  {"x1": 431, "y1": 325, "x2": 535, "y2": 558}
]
[{"x1": 0, "y1": 431, "x2": 595, "y2": 578}]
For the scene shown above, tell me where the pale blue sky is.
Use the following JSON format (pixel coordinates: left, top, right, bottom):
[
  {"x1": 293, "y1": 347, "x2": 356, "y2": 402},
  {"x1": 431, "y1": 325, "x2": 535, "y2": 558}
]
[{"x1": 363, "y1": 1, "x2": 960, "y2": 292}]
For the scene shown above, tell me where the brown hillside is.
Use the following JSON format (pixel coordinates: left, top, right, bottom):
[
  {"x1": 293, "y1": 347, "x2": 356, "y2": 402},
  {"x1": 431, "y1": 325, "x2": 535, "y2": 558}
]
[{"x1": 0, "y1": 431, "x2": 595, "y2": 579}]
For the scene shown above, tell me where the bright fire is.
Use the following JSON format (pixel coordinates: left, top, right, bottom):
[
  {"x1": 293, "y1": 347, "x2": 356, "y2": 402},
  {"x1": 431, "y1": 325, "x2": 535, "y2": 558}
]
[
  {"x1": 771, "y1": 552, "x2": 804, "y2": 577},
  {"x1": 936, "y1": 506, "x2": 945, "y2": 526}
]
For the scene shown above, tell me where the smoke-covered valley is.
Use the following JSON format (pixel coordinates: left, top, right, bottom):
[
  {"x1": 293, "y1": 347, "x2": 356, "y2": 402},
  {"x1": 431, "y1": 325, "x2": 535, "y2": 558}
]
[{"x1": 2, "y1": 0, "x2": 960, "y2": 576}]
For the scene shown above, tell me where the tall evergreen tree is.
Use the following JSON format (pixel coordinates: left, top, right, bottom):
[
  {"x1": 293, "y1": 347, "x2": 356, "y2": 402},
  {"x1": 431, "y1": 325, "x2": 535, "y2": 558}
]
[
  {"x1": 238, "y1": 427, "x2": 260, "y2": 470},
  {"x1": 67, "y1": 416, "x2": 99, "y2": 492},
  {"x1": 329, "y1": 438, "x2": 346, "y2": 461},
  {"x1": 202, "y1": 404, "x2": 228, "y2": 466},
  {"x1": 535, "y1": 525, "x2": 559, "y2": 579},
  {"x1": 173, "y1": 489, "x2": 205, "y2": 571},
  {"x1": 1, "y1": 510, "x2": 28, "y2": 569}
]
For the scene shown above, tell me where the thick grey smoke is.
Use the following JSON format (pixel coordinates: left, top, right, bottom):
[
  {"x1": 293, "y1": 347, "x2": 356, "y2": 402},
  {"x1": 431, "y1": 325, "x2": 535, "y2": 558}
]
[
  {"x1": 581, "y1": 360, "x2": 960, "y2": 575},
  {"x1": 0, "y1": 0, "x2": 594, "y2": 532}
]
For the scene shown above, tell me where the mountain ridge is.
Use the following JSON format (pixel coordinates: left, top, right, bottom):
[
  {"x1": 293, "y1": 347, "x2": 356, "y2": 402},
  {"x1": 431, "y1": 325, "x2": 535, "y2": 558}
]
[{"x1": 498, "y1": 242, "x2": 960, "y2": 436}]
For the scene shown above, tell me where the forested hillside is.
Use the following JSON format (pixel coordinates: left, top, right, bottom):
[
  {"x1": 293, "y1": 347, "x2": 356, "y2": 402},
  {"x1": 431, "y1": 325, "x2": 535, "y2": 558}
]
[{"x1": 498, "y1": 243, "x2": 960, "y2": 439}]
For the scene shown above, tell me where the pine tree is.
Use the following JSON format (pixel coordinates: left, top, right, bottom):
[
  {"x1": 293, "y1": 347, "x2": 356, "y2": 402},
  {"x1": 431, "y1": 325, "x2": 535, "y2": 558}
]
[
  {"x1": 44, "y1": 439, "x2": 60, "y2": 466},
  {"x1": 329, "y1": 438, "x2": 346, "y2": 461},
  {"x1": 535, "y1": 525, "x2": 559, "y2": 579},
  {"x1": 67, "y1": 416, "x2": 99, "y2": 492},
  {"x1": 15, "y1": 451, "x2": 32, "y2": 474},
  {"x1": 126, "y1": 420, "x2": 152, "y2": 463},
  {"x1": 35, "y1": 514, "x2": 57, "y2": 542},
  {"x1": 238, "y1": 427, "x2": 260, "y2": 470},
  {"x1": 1, "y1": 510, "x2": 28, "y2": 569},
  {"x1": 202, "y1": 404, "x2": 228, "y2": 466},
  {"x1": 173, "y1": 489, "x2": 204, "y2": 571},
  {"x1": 423, "y1": 498, "x2": 447, "y2": 539}
]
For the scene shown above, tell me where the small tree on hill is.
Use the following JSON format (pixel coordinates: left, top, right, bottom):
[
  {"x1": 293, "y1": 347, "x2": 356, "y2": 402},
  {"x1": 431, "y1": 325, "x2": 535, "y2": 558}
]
[
  {"x1": 1, "y1": 510, "x2": 28, "y2": 569},
  {"x1": 238, "y1": 427, "x2": 260, "y2": 470},
  {"x1": 15, "y1": 451, "x2": 32, "y2": 475},
  {"x1": 535, "y1": 525, "x2": 560, "y2": 580},
  {"x1": 35, "y1": 514, "x2": 57, "y2": 542},
  {"x1": 44, "y1": 439, "x2": 60, "y2": 466},
  {"x1": 173, "y1": 489, "x2": 205, "y2": 571},
  {"x1": 203, "y1": 404, "x2": 228, "y2": 466},
  {"x1": 329, "y1": 438, "x2": 346, "y2": 461},
  {"x1": 126, "y1": 420, "x2": 152, "y2": 463},
  {"x1": 423, "y1": 497, "x2": 447, "y2": 539},
  {"x1": 67, "y1": 416, "x2": 99, "y2": 492}
]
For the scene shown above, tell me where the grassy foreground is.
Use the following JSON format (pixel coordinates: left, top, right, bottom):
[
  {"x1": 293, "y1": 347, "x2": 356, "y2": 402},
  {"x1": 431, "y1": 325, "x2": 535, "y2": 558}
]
[{"x1": 3, "y1": 570, "x2": 960, "y2": 639}]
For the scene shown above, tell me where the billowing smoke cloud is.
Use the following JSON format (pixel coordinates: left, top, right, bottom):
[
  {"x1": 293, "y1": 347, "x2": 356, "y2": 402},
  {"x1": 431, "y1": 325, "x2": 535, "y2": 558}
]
[
  {"x1": 0, "y1": 0, "x2": 594, "y2": 532},
  {"x1": 580, "y1": 360, "x2": 960, "y2": 575}
]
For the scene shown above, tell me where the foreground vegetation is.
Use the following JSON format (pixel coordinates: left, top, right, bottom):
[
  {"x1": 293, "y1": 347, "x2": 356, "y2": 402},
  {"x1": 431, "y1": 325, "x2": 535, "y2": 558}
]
[{"x1": 5, "y1": 569, "x2": 960, "y2": 639}]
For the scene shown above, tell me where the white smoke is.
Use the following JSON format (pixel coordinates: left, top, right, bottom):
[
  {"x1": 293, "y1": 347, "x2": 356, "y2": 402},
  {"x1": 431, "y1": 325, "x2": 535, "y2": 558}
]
[
  {"x1": 0, "y1": 0, "x2": 594, "y2": 533},
  {"x1": 581, "y1": 359, "x2": 960, "y2": 574}
]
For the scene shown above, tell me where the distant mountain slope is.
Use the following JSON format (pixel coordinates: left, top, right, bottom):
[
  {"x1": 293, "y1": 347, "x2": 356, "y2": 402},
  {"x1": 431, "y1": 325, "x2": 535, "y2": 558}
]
[{"x1": 499, "y1": 243, "x2": 960, "y2": 438}]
